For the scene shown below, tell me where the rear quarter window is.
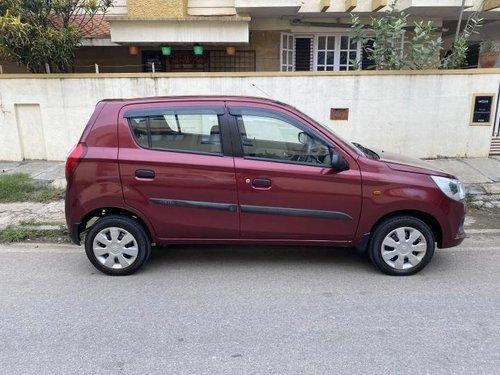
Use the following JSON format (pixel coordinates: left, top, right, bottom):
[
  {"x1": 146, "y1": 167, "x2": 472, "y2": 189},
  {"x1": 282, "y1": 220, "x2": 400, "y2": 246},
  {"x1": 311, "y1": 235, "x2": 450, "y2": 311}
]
[{"x1": 130, "y1": 117, "x2": 148, "y2": 147}]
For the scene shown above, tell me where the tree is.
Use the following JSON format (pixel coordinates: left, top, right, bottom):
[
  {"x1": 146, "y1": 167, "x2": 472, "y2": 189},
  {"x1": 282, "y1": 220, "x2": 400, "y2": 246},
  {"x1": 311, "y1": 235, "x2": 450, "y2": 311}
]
[
  {"x1": 441, "y1": 3, "x2": 482, "y2": 69},
  {"x1": 350, "y1": 0, "x2": 482, "y2": 70},
  {"x1": 0, "y1": 0, "x2": 113, "y2": 73},
  {"x1": 441, "y1": 18, "x2": 482, "y2": 69},
  {"x1": 351, "y1": 0, "x2": 442, "y2": 70}
]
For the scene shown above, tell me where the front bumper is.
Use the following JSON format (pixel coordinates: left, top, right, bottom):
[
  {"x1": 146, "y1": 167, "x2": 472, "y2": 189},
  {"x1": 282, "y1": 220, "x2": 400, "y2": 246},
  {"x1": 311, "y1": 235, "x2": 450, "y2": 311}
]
[{"x1": 440, "y1": 205, "x2": 466, "y2": 248}]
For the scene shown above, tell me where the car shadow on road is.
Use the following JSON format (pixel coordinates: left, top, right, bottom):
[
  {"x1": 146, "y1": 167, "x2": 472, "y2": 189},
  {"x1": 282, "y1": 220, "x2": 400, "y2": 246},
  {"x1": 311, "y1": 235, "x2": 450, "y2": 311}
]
[{"x1": 145, "y1": 244, "x2": 376, "y2": 274}]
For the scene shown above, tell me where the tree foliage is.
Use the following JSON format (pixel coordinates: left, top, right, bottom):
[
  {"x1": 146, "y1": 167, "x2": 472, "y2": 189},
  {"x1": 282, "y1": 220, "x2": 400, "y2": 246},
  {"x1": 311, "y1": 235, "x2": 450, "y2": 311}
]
[
  {"x1": 441, "y1": 15, "x2": 482, "y2": 69},
  {"x1": 0, "y1": 0, "x2": 113, "y2": 73},
  {"x1": 351, "y1": 0, "x2": 482, "y2": 70}
]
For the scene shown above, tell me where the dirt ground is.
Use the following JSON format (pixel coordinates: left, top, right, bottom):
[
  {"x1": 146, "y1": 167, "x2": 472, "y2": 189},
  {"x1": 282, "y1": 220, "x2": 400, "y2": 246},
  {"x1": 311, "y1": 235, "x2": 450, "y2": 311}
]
[{"x1": 465, "y1": 208, "x2": 500, "y2": 230}]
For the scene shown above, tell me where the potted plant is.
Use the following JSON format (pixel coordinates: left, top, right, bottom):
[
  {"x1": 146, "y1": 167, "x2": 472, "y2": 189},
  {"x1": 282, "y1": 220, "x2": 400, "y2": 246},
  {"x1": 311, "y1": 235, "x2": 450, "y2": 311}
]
[{"x1": 479, "y1": 40, "x2": 500, "y2": 68}]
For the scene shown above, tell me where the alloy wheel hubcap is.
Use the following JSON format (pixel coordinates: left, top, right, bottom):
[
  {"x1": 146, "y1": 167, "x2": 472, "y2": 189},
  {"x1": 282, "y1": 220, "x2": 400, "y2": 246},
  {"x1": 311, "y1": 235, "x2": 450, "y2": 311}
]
[
  {"x1": 92, "y1": 227, "x2": 138, "y2": 269},
  {"x1": 380, "y1": 227, "x2": 427, "y2": 270}
]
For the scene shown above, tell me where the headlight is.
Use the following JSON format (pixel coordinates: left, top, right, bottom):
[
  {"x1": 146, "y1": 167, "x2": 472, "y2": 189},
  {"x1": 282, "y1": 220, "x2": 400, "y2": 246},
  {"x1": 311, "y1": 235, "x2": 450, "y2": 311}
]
[{"x1": 431, "y1": 176, "x2": 465, "y2": 201}]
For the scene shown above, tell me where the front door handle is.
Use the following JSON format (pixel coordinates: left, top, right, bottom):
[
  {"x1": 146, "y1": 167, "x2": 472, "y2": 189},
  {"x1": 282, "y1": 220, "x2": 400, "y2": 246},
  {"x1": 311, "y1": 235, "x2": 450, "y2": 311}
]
[
  {"x1": 135, "y1": 169, "x2": 155, "y2": 179},
  {"x1": 252, "y1": 178, "x2": 272, "y2": 188}
]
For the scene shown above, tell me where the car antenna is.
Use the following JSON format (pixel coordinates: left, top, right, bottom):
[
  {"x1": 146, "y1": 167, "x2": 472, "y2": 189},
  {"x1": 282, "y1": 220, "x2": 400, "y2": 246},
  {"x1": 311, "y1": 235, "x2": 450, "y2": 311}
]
[{"x1": 251, "y1": 83, "x2": 271, "y2": 98}]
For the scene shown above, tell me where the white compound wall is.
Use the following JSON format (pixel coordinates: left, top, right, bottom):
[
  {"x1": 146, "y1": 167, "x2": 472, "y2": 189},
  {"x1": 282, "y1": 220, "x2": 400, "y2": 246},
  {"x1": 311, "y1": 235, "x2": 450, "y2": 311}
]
[{"x1": 0, "y1": 69, "x2": 499, "y2": 161}]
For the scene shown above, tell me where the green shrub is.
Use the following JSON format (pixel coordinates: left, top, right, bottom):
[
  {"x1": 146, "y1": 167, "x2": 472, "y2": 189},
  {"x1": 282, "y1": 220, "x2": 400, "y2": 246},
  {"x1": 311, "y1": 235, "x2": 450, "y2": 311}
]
[{"x1": 0, "y1": 173, "x2": 62, "y2": 203}]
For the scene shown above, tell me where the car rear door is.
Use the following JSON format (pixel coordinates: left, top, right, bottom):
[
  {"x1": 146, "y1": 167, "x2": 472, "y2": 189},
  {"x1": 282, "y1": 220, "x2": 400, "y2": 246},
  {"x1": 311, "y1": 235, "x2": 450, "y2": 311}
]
[
  {"x1": 227, "y1": 101, "x2": 362, "y2": 243},
  {"x1": 118, "y1": 100, "x2": 239, "y2": 241}
]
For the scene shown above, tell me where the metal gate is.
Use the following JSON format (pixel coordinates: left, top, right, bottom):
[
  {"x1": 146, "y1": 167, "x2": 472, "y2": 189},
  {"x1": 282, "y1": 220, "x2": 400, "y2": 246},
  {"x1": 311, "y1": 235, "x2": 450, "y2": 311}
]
[
  {"x1": 493, "y1": 83, "x2": 500, "y2": 137},
  {"x1": 489, "y1": 83, "x2": 500, "y2": 155}
]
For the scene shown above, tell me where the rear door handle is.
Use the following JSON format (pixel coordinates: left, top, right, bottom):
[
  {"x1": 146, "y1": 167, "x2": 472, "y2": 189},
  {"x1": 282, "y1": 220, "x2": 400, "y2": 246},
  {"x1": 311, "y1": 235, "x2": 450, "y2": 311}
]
[
  {"x1": 252, "y1": 178, "x2": 272, "y2": 188},
  {"x1": 135, "y1": 169, "x2": 155, "y2": 179}
]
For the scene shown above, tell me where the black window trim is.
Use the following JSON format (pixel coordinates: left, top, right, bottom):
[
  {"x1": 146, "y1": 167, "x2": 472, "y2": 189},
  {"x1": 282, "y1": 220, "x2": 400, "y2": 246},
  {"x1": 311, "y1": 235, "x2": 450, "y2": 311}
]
[
  {"x1": 124, "y1": 106, "x2": 225, "y2": 118},
  {"x1": 148, "y1": 146, "x2": 225, "y2": 158},
  {"x1": 242, "y1": 156, "x2": 332, "y2": 169},
  {"x1": 146, "y1": 117, "x2": 152, "y2": 148}
]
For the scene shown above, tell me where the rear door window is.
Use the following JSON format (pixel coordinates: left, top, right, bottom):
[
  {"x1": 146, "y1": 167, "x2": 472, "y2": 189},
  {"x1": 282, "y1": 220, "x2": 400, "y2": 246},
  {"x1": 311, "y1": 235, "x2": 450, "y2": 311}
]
[{"x1": 126, "y1": 107, "x2": 224, "y2": 155}]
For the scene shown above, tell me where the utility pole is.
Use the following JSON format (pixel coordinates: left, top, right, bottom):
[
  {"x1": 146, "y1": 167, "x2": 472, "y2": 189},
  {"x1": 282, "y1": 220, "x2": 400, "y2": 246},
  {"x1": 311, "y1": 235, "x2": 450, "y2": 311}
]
[
  {"x1": 454, "y1": 0, "x2": 466, "y2": 43},
  {"x1": 451, "y1": 0, "x2": 467, "y2": 67}
]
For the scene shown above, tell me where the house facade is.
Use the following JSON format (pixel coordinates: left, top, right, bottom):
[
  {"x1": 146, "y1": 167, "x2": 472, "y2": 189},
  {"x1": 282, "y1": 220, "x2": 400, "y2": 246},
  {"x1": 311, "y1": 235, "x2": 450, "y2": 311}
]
[
  {"x1": 2, "y1": 0, "x2": 499, "y2": 74},
  {"x1": 88, "y1": 0, "x2": 500, "y2": 72}
]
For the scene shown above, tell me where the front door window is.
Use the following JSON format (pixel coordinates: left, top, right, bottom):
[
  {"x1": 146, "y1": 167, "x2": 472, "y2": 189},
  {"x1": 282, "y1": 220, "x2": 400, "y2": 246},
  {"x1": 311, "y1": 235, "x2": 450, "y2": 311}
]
[{"x1": 235, "y1": 111, "x2": 331, "y2": 167}]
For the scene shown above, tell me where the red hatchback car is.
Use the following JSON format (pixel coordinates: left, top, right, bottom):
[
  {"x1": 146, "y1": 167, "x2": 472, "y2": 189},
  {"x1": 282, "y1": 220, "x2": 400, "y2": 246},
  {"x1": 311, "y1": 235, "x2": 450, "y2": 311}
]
[{"x1": 65, "y1": 96, "x2": 466, "y2": 276}]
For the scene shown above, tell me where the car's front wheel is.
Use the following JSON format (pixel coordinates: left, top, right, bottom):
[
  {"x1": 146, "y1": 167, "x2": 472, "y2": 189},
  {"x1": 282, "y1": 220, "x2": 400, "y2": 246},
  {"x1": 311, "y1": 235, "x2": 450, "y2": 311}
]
[
  {"x1": 84, "y1": 215, "x2": 151, "y2": 276},
  {"x1": 368, "y1": 216, "x2": 435, "y2": 276}
]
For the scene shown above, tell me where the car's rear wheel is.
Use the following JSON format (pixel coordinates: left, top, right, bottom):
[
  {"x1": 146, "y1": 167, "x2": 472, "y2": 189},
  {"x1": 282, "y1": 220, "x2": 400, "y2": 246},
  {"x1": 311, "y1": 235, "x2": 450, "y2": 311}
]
[
  {"x1": 84, "y1": 215, "x2": 151, "y2": 276},
  {"x1": 368, "y1": 216, "x2": 435, "y2": 276}
]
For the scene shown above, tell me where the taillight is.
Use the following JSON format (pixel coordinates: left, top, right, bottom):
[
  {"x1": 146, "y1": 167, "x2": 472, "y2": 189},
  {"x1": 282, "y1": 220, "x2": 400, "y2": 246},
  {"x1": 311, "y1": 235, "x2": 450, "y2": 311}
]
[{"x1": 65, "y1": 143, "x2": 86, "y2": 181}]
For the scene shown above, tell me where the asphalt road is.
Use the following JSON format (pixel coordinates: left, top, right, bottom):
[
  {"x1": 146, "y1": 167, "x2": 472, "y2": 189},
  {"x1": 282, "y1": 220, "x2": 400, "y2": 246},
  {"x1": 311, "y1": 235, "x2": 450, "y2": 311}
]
[{"x1": 0, "y1": 217, "x2": 499, "y2": 374}]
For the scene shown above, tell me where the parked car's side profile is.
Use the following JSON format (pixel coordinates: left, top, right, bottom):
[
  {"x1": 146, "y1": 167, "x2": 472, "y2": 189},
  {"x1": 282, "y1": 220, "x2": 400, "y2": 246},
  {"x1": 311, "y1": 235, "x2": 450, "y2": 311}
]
[{"x1": 65, "y1": 96, "x2": 466, "y2": 276}]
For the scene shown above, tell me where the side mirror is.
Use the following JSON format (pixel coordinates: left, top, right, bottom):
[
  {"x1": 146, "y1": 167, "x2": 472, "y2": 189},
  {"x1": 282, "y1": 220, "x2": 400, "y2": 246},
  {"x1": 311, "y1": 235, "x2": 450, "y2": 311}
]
[
  {"x1": 298, "y1": 132, "x2": 310, "y2": 144},
  {"x1": 330, "y1": 149, "x2": 349, "y2": 171}
]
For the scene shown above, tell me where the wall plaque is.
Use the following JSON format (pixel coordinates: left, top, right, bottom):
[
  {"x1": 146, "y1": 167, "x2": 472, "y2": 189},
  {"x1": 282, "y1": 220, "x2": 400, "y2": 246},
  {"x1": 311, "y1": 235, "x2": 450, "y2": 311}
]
[
  {"x1": 330, "y1": 108, "x2": 349, "y2": 121},
  {"x1": 470, "y1": 94, "x2": 496, "y2": 126}
]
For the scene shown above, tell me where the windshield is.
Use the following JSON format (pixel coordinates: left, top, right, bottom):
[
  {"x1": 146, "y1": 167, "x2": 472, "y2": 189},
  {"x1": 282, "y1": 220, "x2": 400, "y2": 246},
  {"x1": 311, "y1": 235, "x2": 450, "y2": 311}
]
[{"x1": 352, "y1": 142, "x2": 379, "y2": 160}]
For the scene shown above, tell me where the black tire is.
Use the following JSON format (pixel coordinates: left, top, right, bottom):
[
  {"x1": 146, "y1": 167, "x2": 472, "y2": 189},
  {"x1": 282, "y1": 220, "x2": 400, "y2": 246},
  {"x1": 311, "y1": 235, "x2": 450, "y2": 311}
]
[
  {"x1": 368, "y1": 216, "x2": 435, "y2": 276},
  {"x1": 84, "y1": 215, "x2": 151, "y2": 276}
]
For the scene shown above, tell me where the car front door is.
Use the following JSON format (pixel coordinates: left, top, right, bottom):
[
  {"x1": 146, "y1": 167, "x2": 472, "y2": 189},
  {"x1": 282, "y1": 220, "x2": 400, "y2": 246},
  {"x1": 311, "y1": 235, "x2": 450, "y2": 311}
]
[
  {"x1": 118, "y1": 101, "x2": 239, "y2": 240},
  {"x1": 227, "y1": 102, "x2": 362, "y2": 243}
]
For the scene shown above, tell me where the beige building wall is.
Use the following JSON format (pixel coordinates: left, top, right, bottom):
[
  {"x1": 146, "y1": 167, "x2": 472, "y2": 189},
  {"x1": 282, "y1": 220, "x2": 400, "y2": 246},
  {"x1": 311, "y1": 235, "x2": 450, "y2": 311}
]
[
  {"x1": 127, "y1": 0, "x2": 187, "y2": 18},
  {"x1": 188, "y1": 0, "x2": 236, "y2": 15},
  {"x1": 250, "y1": 31, "x2": 281, "y2": 72}
]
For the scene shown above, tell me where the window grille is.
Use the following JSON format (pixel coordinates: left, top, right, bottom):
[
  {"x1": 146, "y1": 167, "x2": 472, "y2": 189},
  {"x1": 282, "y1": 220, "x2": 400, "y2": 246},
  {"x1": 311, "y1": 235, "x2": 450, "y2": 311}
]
[{"x1": 209, "y1": 50, "x2": 256, "y2": 72}]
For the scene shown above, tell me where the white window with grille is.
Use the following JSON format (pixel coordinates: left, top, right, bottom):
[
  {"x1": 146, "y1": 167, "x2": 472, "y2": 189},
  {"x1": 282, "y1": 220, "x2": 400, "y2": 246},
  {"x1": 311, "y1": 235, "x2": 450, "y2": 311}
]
[
  {"x1": 338, "y1": 35, "x2": 359, "y2": 71},
  {"x1": 280, "y1": 33, "x2": 361, "y2": 72},
  {"x1": 280, "y1": 33, "x2": 295, "y2": 72},
  {"x1": 316, "y1": 35, "x2": 336, "y2": 71}
]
